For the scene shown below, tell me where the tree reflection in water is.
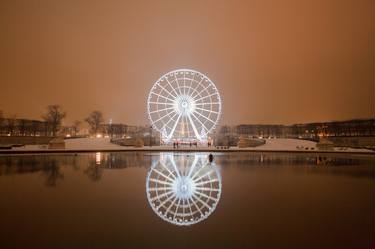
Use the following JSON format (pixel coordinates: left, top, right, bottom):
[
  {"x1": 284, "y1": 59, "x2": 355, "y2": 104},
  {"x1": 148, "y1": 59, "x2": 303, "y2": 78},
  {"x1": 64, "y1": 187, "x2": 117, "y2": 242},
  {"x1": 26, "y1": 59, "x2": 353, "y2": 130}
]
[
  {"x1": 0, "y1": 152, "x2": 374, "y2": 186},
  {"x1": 41, "y1": 159, "x2": 64, "y2": 187},
  {"x1": 84, "y1": 159, "x2": 103, "y2": 182}
]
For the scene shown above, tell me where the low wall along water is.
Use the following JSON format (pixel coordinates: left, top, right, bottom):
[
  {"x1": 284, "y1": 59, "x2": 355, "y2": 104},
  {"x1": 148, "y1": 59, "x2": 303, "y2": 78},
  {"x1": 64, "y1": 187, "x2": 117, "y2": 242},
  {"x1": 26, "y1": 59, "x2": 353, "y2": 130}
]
[{"x1": 0, "y1": 136, "x2": 53, "y2": 145}]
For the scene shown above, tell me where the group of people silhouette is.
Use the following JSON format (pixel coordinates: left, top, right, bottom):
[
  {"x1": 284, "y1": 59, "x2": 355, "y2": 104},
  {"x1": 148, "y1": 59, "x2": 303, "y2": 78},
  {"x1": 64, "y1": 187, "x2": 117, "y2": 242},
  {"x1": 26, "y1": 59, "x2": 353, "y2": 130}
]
[{"x1": 172, "y1": 141, "x2": 213, "y2": 149}]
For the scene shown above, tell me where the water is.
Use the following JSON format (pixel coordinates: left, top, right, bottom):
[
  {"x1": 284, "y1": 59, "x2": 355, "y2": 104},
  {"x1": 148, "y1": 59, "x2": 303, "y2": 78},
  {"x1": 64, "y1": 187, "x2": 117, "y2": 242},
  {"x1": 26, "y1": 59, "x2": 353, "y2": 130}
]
[{"x1": 0, "y1": 152, "x2": 374, "y2": 249}]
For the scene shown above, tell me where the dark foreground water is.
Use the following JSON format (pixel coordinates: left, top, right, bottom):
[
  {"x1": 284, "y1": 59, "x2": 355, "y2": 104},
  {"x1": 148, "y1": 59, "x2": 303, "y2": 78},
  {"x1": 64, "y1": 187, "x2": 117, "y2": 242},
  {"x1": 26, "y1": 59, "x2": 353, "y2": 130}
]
[{"x1": 0, "y1": 152, "x2": 374, "y2": 249}]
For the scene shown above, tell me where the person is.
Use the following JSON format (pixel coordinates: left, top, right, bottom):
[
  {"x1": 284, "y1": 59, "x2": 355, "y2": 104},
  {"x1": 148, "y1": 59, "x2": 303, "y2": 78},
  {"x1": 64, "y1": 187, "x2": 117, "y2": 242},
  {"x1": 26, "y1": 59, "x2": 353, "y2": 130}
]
[
  {"x1": 189, "y1": 142, "x2": 192, "y2": 148},
  {"x1": 173, "y1": 142, "x2": 175, "y2": 149},
  {"x1": 208, "y1": 154, "x2": 214, "y2": 164}
]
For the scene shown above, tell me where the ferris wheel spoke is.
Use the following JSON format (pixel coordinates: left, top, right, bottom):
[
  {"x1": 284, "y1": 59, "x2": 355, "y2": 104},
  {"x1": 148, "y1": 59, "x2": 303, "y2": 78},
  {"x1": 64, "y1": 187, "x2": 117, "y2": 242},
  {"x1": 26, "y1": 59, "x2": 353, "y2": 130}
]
[
  {"x1": 150, "y1": 190, "x2": 174, "y2": 202},
  {"x1": 157, "y1": 192, "x2": 176, "y2": 210},
  {"x1": 187, "y1": 113, "x2": 201, "y2": 140},
  {"x1": 186, "y1": 197, "x2": 193, "y2": 217},
  {"x1": 183, "y1": 115, "x2": 192, "y2": 138},
  {"x1": 195, "y1": 101, "x2": 221, "y2": 106},
  {"x1": 190, "y1": 112, "x2": 210, "y2": 133},
  {"x1": 157, "y1": 83, "x2": 177, "y2": 99},
  {"x1": 194, "y1": 191, "x2": 218, "y2": 203},
  {"x1": 148, "y1": 101, "x2": 175, "y2": 106},
  {"x1": 165, "y1": 195, "x2": 178, "y2": 216},
  {"x1": 193, "y1": 92, "x2": 218, "y2": 103},
  {"x1": 163, "y1": 112, "x2": 179, "y2": 132},
  {"x1": 160, "y1": 163, "x2": 178, "y2": 180},
  {"x1": 187, "y1": 156, "x2": 199, "y2": 178},
  {"x1": 153, "y1": 109, "x2": 175, "y2": 124},
  {"x1": 191, "y1": 161, "x2": 208, "y2": 180},
  {"x1": 190, "y1": 77, "x2": 204, "y2": 97},
  {"x1": 173, "y1": 198, "x2": 182, "y2": 220},
  {"x1": 148, "y1": 186, "x2": 172, "y2": 192},
  {"x1": 195, "y1": 178, "x2": 219, "y2": 186},
  {"x1": 149, "y1": 106, "x2": 176, "y2": 114},
  {"x1": 182, "y1": 199, "x2": 186, "y2": 219},
  {"x1": 192, "y1": 193, "x2": 211, "y2": 210},
  {"x1": 169, "y1": 156, "x2": 182, "y2": 178},
  {"x1": 152, "y1": 167, "x2": 176, "y2": 182},
  {"x1": 186, "y1": 83, "x2": 202, "y2": 100},
  {"x1": 194, "y1": 107, "x2": 220, "y2": 115},
  {"x1": 195, "y1": 187, "x2": 220, "y2": 192},
  {"x1": 182, "y1": 75, "x2": 186, "y2": 95},
  {"x1": 193, "y1": 110, "x2": 216, "y2": 124},
  {"x1": 190, "y1": 196, "x2": 204, "y2": 217},
  {"x1": 192, "y1": 83, "x2": 212, "y2": 100},
  {"x1": 186, "y1": 78, "x2": 195, "y2": 96},
  {"x1": 149, "y1": 178, "x2": 173, "y2": 186},
  {"x1": 165, "y1": 78, "x2": 180, "y2": 97},
  {"x1": 173, "y1": 74, "x2": 183, "y2": 95},
  {"x1": 193, "y1": 169, "x2": 214, "y2": 182},
  {"x1": 151, "y1": 92, "x2": 175, "y2": 103},
  {"x1": 168, "y1": 113, "x2": 182, "y2": 140}
]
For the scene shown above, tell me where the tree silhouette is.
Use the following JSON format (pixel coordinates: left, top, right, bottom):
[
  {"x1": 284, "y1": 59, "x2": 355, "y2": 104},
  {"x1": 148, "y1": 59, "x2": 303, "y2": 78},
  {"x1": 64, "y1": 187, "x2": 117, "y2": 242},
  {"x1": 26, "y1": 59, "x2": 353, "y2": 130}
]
[
  {"x1": 85, "y1": 111, "x2": 104, "y2": 135},
  {"x1": 42, "y1": 105, "x2": 66, "y2": 136}
]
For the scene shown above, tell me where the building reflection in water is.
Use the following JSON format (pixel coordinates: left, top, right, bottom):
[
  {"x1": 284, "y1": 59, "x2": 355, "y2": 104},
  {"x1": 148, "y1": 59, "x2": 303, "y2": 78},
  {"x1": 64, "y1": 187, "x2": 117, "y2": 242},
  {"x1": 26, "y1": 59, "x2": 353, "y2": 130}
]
[
  {"x1": 95, "y1": 152, "x2": 101, "y2": 165},
  {"x1": 146, "y1": 153, "x2": 222, "y2": 226}
]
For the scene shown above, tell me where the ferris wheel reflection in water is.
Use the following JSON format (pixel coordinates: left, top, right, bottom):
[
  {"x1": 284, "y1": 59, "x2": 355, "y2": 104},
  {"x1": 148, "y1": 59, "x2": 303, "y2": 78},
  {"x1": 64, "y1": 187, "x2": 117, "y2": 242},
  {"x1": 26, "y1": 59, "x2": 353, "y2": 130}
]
[{"x1": 146, "y1": 153, "x2": 222, "y2": 226}]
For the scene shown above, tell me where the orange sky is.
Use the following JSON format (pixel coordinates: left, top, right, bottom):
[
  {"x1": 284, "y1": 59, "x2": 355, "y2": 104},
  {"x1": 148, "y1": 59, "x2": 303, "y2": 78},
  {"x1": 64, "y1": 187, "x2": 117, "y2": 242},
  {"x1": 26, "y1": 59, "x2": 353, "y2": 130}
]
[{"x1": 0, "y1": 0, "x2": 374, "y2": 125}]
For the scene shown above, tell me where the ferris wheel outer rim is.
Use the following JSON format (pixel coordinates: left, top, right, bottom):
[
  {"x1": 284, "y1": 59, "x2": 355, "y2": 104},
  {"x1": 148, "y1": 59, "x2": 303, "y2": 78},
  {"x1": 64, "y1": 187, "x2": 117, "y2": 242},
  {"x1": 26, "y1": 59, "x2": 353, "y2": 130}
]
[
  {"x1": 147, "y1": 69, "x2": 222, "y2": 140},
  {"x1": 145, "y1": 155, "x2": 222, "y2": 226}
]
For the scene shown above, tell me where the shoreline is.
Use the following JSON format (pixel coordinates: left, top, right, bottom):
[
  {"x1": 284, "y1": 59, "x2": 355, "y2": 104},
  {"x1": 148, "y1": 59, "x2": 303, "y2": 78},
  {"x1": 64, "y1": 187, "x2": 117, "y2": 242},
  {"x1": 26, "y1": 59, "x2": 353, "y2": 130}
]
[{"x1": 0, "y1": 148, "x2": 374, "y2": 156}]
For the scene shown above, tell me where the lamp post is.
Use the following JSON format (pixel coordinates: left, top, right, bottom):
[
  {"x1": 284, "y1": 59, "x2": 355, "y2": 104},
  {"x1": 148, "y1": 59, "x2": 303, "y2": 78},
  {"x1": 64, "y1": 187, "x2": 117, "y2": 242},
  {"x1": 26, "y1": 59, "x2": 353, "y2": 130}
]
[{"x1": 150, "y1": 125, "x2": 152, "y2": 147}]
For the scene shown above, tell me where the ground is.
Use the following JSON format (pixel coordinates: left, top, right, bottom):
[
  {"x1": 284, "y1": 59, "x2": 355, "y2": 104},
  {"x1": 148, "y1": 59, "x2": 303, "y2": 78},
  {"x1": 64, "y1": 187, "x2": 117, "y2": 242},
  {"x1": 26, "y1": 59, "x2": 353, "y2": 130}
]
[{"x1": 0, "y1": 137, "x2": 373, "y2": 153}]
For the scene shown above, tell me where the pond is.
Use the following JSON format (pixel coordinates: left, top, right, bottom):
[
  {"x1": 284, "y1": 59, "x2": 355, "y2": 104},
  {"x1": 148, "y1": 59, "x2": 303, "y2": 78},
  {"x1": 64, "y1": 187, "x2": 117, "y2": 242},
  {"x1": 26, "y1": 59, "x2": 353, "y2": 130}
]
[{"x1": 0, "y1": 152, "x2": 374, "y2": 249}]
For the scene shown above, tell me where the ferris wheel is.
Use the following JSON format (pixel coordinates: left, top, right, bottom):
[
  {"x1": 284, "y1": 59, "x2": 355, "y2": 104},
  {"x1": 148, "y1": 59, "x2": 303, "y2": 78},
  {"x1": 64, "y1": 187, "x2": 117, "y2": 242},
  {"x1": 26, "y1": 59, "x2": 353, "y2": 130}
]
[
  {"x1": 146, "y1": 154, "x2": 221, "y2": 226},
  {"x1": 147, "y1": 69, "x2": 221, "y2": 142}
]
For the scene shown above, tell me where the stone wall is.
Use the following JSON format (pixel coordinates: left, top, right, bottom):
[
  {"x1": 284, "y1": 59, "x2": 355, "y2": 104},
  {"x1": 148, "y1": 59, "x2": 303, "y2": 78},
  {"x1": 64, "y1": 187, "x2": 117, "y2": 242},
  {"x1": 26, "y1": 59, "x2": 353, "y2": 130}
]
[
  {"x1": 327, "y1": 136, "x2": 375, "y2": 147},
  {"x1": 0, "y1": 136, "x2": 54, "y2": 145}
]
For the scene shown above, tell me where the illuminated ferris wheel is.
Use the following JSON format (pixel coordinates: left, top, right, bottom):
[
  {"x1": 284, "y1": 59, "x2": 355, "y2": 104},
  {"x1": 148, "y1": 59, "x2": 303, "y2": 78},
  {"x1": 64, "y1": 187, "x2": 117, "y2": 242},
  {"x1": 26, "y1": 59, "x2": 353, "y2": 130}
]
[
  {"x1": 147, "y1": 69, "x2": 221, "y2": 142},
  {"x1": 146, "y1": 154, "x2": 222, "y2": 226}
]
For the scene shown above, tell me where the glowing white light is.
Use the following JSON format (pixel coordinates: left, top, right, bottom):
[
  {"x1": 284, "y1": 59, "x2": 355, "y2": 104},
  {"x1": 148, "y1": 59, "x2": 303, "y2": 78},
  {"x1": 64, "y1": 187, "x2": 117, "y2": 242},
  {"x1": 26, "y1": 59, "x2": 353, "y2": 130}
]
[
  {"x1": 146, "y1": 153, "x2": 222, "y2": 226},
  {"x1": 95, "y1": 152, "x2": 101, "y2": 165},
  {"x1": 147, "y1": 69, "x2": 222, "y2": 142}
]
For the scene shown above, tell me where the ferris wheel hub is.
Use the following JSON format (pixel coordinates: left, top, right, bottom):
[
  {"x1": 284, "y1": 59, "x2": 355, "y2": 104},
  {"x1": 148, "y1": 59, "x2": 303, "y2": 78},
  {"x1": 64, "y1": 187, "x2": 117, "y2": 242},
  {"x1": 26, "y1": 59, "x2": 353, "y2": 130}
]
[
  {"x1": 175, "y1": 95, "x2": 195, "y2": 116},
  {"x1": 172, "y1": 176, "x2": 195, "y2": 199}
]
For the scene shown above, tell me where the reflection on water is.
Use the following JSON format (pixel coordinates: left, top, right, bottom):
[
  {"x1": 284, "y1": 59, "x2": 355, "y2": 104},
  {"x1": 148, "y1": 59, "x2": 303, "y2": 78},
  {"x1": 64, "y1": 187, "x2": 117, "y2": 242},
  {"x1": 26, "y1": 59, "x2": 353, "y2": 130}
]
[
  {"x1": 95, "y1": 152, "x2": 101, "y2": 165},
  {"x1": 146, "y1": 153, "x2": 221, "y2": 226},
  {"x1": 41, "y1": 160, "x2": 64, "y2": 187},
  {"x1": 0, "y1": 152, "x2": 374, "y2": 182},
  {"x1": 0, "y1": 152, "x2": 151, "y2": 185},
  {"x1": 0, "y1": 152, "x2": 375, "y2": 249}
]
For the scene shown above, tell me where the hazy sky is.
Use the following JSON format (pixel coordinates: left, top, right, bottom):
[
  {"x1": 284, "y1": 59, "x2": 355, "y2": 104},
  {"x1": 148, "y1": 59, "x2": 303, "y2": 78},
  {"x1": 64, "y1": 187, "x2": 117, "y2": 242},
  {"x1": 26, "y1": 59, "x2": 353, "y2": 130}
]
[{"x1": 1, "y1": 0, "x2": 374, "y2": 125}]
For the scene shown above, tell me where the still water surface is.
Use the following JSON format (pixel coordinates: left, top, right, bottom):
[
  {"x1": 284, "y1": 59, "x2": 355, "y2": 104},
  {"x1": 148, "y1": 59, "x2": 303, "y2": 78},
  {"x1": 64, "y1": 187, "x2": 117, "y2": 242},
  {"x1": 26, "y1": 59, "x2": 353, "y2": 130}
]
[{"x1": 0, "y1": 152, "x2": 374, "y2": 249}]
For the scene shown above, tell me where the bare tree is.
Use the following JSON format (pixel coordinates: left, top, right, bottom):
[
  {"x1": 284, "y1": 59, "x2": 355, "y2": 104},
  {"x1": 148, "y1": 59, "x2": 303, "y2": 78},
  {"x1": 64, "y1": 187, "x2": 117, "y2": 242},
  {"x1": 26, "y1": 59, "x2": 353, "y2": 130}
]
[
  {"x1": 42, "y1": 105, "x2": 66, "y2": 137},
  {"x1": 85, "y1": 111, "x2": 104, "y2": 135},
  {"x1": 18, "y1": 119, "x2": 27, "y2": 136},
  {"x1": 73, "y1": 120, "x2": 81, "y2": 136},
  {"x1": 6, "y1": 114, "x2": 17, "y2": 136},
  {"x1": 0, "y1": 110, "x2": 3, "y2": 135}
]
